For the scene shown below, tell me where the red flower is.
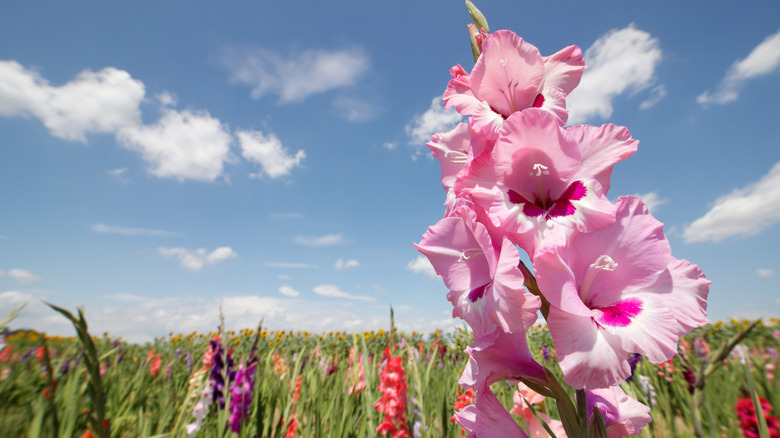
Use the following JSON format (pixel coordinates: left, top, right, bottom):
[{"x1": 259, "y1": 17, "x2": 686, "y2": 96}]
[
  {"x1": 374, "y1": 347, "x2": 410, "y2": 438},
  {"x1": 147, "y1": 349, "x2": 162, "y2": 378},
  {"x1": 736, "y1": 396, "x2": 780, "y2": 438}
]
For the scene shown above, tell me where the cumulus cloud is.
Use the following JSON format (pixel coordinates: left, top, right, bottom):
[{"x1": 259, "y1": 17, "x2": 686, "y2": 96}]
[
  {"x1": 684, "y1": 161, "x2": 780, "y2": 243},
  {"x1": 2, "y1": 268, "x2": 42, "y2": 283},
  {"x1": 0, "y1": 60, "x2": 144, "y2": 141},
  {"x1": 0, "y1": 290, "x2": 455, "y2": 343},
  {"x1": 0, "y1": 60, "x2": 244, "y2": 184},
  {"x1": 92, "y1": 223, "x2": 179, "y2": 237},
  {"x1": 757, "y1": 269, "x2": 774, "y2": 278},
  {"x1": 278, "y1": 285, "x2": 300, "y2": 297},
  {"x1": 223, "y1": 47, "x2": 369, "y2": 104},
  {"x1": 334, "y1": 258, "x2": 359, "y2": 270},
  {"x1": 294, "y1": 233, "x2": 344, "y2": 247},
  {"x1": 406, "y1": 255, "x2": 438, "y2": 278},
  {"x1": 265, "y1": 262, "x2": 318, "y2": 269},
  {"x1": 632, "y1": 191, "x2": 668, "y2": 214},
  {"x1": 117, "y1": 109, "x2": 233, "y2": 182},
  {"x1": 106, "y1": 167, "x2": 131, "y2": 184},
  {"x1": 332, "y1": 95, "x2": 379, "y2": 122},
  {"x1": 157, "y1": 246, "x2": 237, "y2": 271},
  {"x1": 698, "y1": 29, "x2": 780, "y2": 105},
  {"x1": 312, "y1": 284, "x2": 374, "y2": 301},
  {"x1": 405, "y1": 96, "x2": 464, "y2": 146},
  {"x1": 237, "y1": 130, "x2": 305, "y2": 179},
  {"x1": 566, "y1": 25, "x2": 663, "y2": 124}
]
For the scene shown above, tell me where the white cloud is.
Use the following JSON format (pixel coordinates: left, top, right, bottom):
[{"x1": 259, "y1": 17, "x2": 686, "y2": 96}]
[
  {"x1": 0, "y1": 60, "x2": 144, "y2": 141},
  {"x1": 334, "y1": 258, "x2": 359, "y2": 270},
  {"x1": 566, "y1": 25, "x2": 663, "y2": 124},
  {"x1": 312, "y1": 284, "x2": 374, "y2": 301},
  {"x1": 684, "y1": 161, "x2": 780, "y2": 243},
  {"x1": 265, "y1": 262, "x2": 318, "y2": 269},
  {"x1": 294, "y1": 233, "x2": 344, "y2": 247},
  {"x1": 237, "y1": 130, "x2": 305, "y2": 179},
  {"x1": 0, "y1": 290, "x2": 456, "y2": 344},
  {"x1": 106, "y1": 167, "x2": 131, "y2": 184},
  {"x1": 158, "y1": 246, "x2": 237, "y2": 271},
  {"x1": 639, "y1": 85, "x2": 667, "y2": 110},
  {"x1": 92, "y1": 223, "x2": 179, "y2": 237},
  {"x1": 632, "y1": 191, "x2": 668, "y2": 214},
  {"x1": 757, "y1": 269, "x2": 774, "y2": 278},
  {"x1": 223, "y1": 47, "x2": 369, "y2": 103},
  {"x1": 406, "y1": 255, "x2": 438, "y2": 278},
  {"x1": 117, "y1": 109, "x2": 233, "y2": 182},
  {"x1": 405, "y1": 96, "x2": 464, "y2": 145},
  {"x1": 278, "y1": 285, "x2": 300, "y2": 297},
  {"x1": 698, "y1": 29, "x2": 780, "y2": 105},
  {"x1": 332, "y1": 95, "x2": 378, "y2": 122},
  {"x1": 3, "y1": 269, "x2": 42, "y2": 283}
]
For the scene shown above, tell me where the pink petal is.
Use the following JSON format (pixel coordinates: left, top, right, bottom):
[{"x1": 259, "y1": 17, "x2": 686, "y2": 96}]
[
  {"x1": 547, "y1": 307, "x2": 631, "y2": 390},
  {"x1": 568, "y1": 123, "x2": 638, "y2": 193},
  {"x1": 573, "y1": 196, "x2": 671, "y2": 306},
  {"x1": 597, "y1": 294, "x2": 680, "y2": 363},
  {"x1": 426, "y1": 122, "x2": 471, "y2": 191},
  {"x1": 542, "y1": 44, "x2": 585, "y2": 96},
  {"x1": 454, "y1": 386, "x2": 529, "y2": 438},
  {"x1": 470, "y1": 30, "x2": 545, "y2": 116},
  {"x1": 587, "y1": 386, "x2": 651, "y2": 438},
  {"x1": 665, "y1": 257, "x2": 710, "y2": 332},
  {"x1": 460, "y1": 330, "x2": 546, "y2": 392},
  {"x1": 488, "y1": 238, "x2": 541, "y2": 333},
  {"x1": 413, "y1": 207, "x2": 494, "y2": 293}
]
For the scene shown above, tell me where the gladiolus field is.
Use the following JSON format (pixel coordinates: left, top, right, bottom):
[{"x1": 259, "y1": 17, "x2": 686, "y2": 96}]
[
  {"x1": 0, "y1": 307, "x2": 778, "y2": 437},
  {"x1": 3, "y1": 2, "x2": 780, "y2": 437}
]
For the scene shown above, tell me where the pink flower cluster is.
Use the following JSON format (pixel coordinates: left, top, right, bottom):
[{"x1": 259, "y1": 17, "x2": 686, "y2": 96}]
[{"x1": 415, "y1": 29, "x2": 710, "y2": 435}]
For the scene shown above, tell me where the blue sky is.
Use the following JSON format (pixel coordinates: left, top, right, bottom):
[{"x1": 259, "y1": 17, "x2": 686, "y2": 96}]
[{"x1": 1, "y1": 1, "x2": 779, "y2": 343}]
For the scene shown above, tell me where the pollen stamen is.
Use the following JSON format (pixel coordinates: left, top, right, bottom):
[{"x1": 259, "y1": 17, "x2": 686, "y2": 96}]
[
  {"x1": 444, "y1": 149, "x2": 468, "y2": 164},
  {"x1": 458, "y1": 248, "x2": 483, "y2": 262},
  {"x1": 579, "y1": 255, "x2": 618, "y2": 302}
]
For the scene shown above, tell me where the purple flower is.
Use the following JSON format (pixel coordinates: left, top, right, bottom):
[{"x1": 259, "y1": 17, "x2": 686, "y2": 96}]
[
  {"x1": 19, "y1": 348, "x2": 35, "y2": 362},
  {"x1": 185, "y1": 351, "x2": 192, "y2": 373},
  {"x1": 541, "y1": 345, "x2": 551, "y2": 362},
  {"x1": 228, "y1": 358, "x2": 257, "y2": 434},
  {"x1": 626, "y1": 353, "x2": 643, "y2": 382}
]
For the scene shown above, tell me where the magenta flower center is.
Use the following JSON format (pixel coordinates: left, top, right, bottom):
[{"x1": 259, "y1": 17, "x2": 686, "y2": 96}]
[
  {"x1": 532, "y1": 93, "x2": 545, "y2": 108},
  {"x1": 594, "y1": 298, "x2": 643, "y2": 327},
  {"x1": 507, "y1": 180, "x2": 587, "y2": 219},
  {"x1": 468, "y1": 281, "x2": 492, "y2": 302}
]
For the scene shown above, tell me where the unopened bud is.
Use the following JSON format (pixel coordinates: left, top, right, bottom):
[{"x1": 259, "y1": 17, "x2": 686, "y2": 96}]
[{"x1": 465, "y1": 1, "x2": 489, "y2": 33}]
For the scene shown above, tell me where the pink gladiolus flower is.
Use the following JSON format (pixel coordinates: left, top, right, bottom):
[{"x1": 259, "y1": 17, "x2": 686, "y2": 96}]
[
  {"x1": 414, "y1": 203, "x2": 540, "y2": 342},
  {"x1": 443, "y1": 30, "x2": 584, "y2": 137},
  {"x1": 511, "y1": 382, "x2": 567, "y2": 438},
  {"x1": 374, "y1": 347, "x2": 411, "y2": 438},
  {"x1": 535, "y1": 196, "x2": 709, "y2": 389},
  {"x1": 346, "y1": 348, "x2": 366, "y2": 395},
  {"x1": 456, "y1": 109, "x2": 637, "y2": 256},
  {"x1": 459, "y1": 330, "x2": 546, "y2": 393},
  {"x1": 454, "y1": 386, "x2": 529, "y2": 437},
  {"x1": 587, "y1": 385, "x2": 652, "y2": 438}
]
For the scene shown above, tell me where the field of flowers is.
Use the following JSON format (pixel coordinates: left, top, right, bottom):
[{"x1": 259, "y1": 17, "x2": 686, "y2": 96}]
[{"x1": 0, "y1": 304, "x2": 777, "y2": 437}]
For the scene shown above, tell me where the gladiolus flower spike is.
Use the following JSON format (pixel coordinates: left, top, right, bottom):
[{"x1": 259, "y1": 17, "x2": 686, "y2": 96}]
[{"x1": 414, "y1": 2, "x2": 709, "y2": 436}]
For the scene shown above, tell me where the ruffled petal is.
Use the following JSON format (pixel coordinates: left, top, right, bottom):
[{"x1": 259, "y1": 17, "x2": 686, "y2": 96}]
[
  {"x1": 454, "y1": 387, "x2": 528, "y2": 438},
  {"x1": 548, "y1": 307, "x2": 630, "y2": 389},
  {"x1": 542, "y1": 44, "x2": 585, "y2": 95},
  {"x1": 470, "y1": 30, "x2": 545, "y2": 116}
]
